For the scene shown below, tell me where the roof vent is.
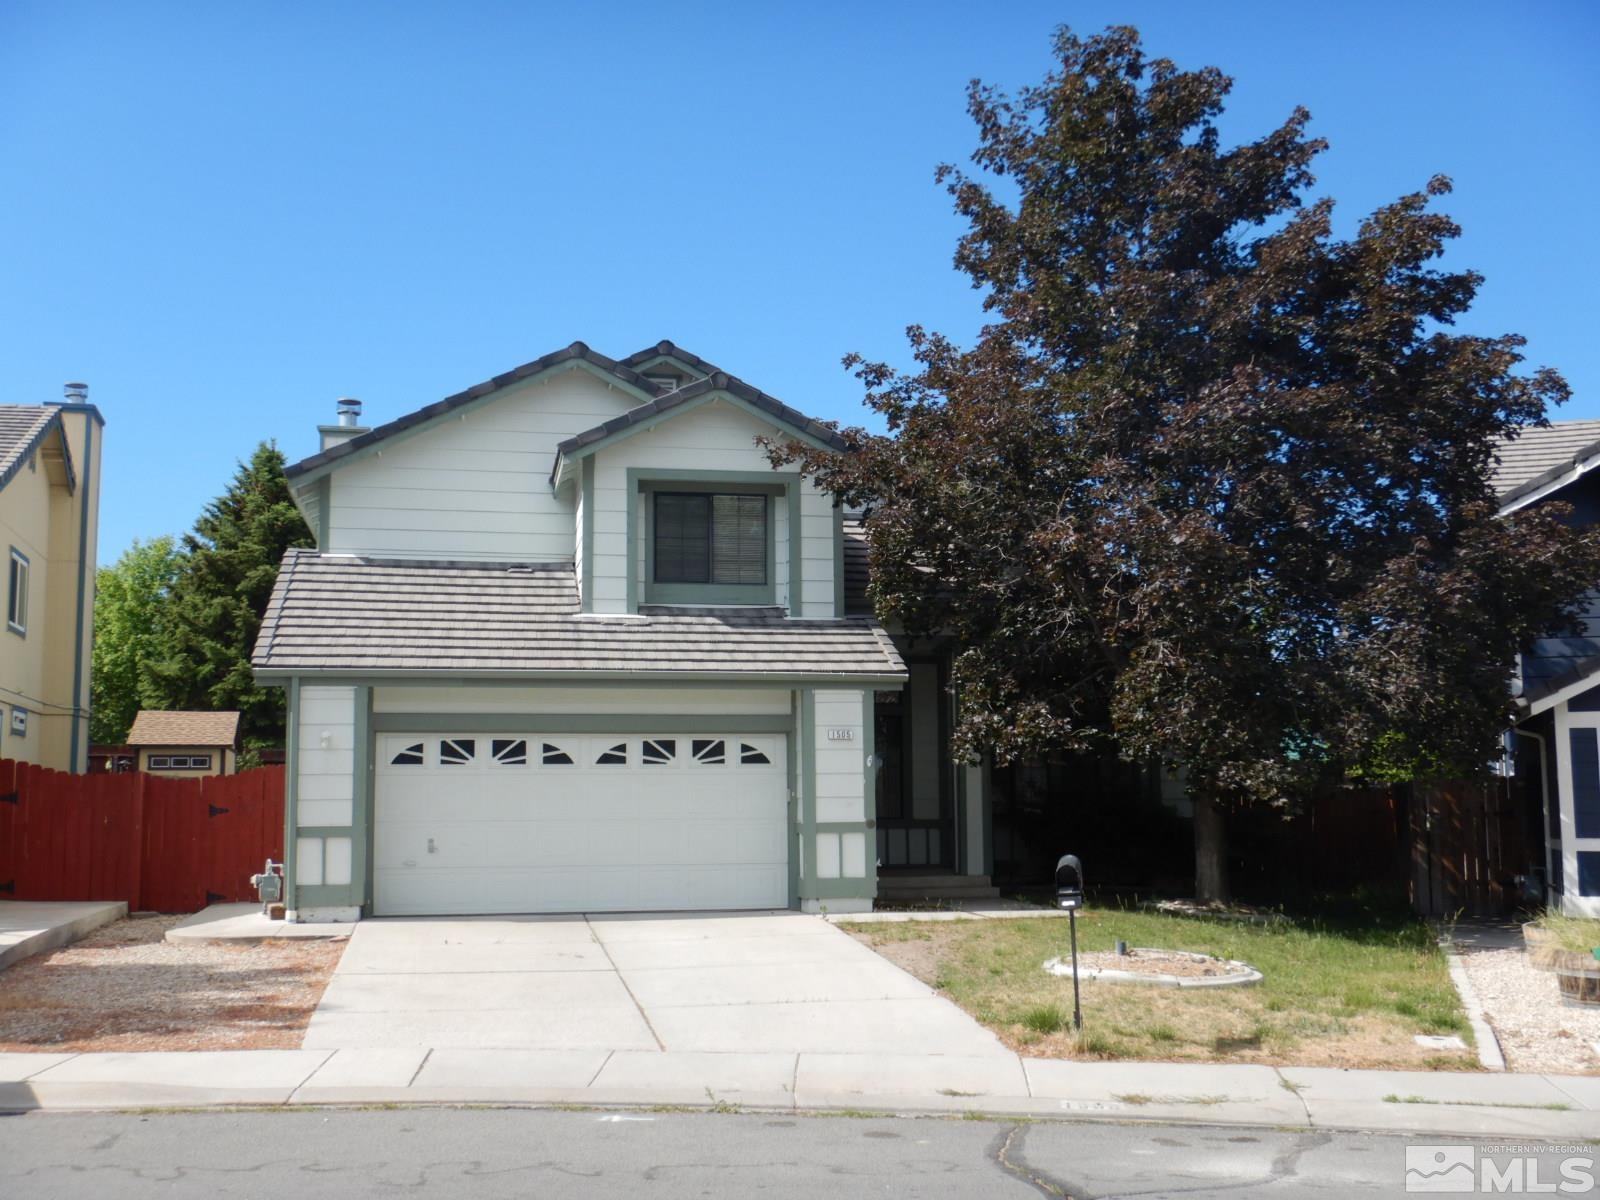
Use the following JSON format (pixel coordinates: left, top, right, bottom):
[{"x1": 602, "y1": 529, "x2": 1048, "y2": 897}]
[
  {"x1": 63, "y1": 382, "x2": 88, "y2": 403},
  {"x1": 336, "y1": 397, "x2": 363, "y2": 427}
]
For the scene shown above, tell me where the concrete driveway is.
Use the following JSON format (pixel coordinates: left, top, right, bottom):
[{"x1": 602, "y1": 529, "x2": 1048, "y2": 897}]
[{"x1": 303, "y1": 911, "x2": 1006, "y2": 1056}]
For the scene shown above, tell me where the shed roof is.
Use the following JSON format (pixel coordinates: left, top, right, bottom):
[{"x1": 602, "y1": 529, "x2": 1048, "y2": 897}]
[
  {"x1": 251, "y1": 550, "x2": 905, "y2": 681},
  {"x1": 126, "y1": 710, "x2": 241, "y2": 747}
]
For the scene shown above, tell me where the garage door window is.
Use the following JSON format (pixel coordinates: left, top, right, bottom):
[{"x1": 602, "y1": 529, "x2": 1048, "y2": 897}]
[
  {"x1": 642, "y1": 738, "x2": 677, "y2": 765},
  {"x1": 390, "y1": 743, "x2": 425, "y2": 766},
  {"x1": 541, "y1": 743, "x2": 574, "y2": 765},
  {"x1": 740, "y1": 743, "x2": 771, "y2": 765},
  {"x1": 440, "y1": 738, "x2": 476, "y2": 765},
  {"x1": 491, "y1": 738, "x2": 528, "y2": 765},
  {"x1": 596, "y1": 743, "x2": 628, "y2": 765},
  {"x1": 691, "y1": 739, "x2": 726, "y2": 765}
]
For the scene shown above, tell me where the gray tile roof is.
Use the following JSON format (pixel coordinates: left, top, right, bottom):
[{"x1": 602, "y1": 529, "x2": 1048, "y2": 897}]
[
  {"x1": 618, "y1": 340, "x2": 724, "y2": 376},
  {"x1": 1493, "y1": 420, "x2": 1600, "y2": 503},
  {"x1": 0, "y1": 406, "x2": 69, "y2": 495},
  {"x1": 252, "y1": 550, "x2": 906, "y2": 680}
]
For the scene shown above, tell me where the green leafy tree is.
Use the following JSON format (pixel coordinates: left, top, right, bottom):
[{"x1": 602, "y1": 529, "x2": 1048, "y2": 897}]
[
  {"x1": 770, "y1": 26, "x2": 1600, "y2": 902},
  {"x1": 147, "y1": 442, "x2": 312, "y2": 745},
  {"x1": 89, "y1": 536, "x2": 183, "y2": 744}
]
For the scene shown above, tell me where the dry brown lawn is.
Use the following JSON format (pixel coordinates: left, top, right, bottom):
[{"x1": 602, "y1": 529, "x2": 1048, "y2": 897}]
[{"x1": 0, "y1": 913, "x2": 345, "y2": 1052}]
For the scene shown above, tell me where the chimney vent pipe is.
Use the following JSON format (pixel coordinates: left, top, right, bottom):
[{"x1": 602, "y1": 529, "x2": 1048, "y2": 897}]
[
  {"x1": 336, "y1": 397, "x2": 362, "y2": 427},
  {"x1": 63, "y1": 382, "x2": 88, "y2": 403}
]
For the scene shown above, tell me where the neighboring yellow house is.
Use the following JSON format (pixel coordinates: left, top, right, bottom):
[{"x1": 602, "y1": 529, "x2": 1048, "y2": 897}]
[
  {"x1": 0, "y1": 387, "x2": 103, "y2": 772},
  {"x1": 125, "y1": 710, "x2": 240, "y2": 777}
]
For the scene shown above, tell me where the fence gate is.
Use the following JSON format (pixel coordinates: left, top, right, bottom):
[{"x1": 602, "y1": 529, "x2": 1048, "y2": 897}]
[
  {"x1": 0, "y1": 758, "x2": 284, "y2": 912},
  {"x1": 1408, "y1": 779, "x2": 1528, "y2": 919}
]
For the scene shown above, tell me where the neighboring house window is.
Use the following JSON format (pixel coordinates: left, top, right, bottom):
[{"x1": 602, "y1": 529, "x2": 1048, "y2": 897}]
[
  {"x1": 7, "y1": 549, "x2": 28, "y2": 635},
  {"x1": 654, "y1": 493, "x2": 767, "y2": 586}
]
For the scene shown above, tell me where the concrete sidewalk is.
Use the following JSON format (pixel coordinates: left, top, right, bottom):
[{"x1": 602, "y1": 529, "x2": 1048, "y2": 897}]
[
  {"x1": 0, "y1": 901, "x2": 126, "y2": 972},
  {"x1": 1, "y1": 1047, "x2": 1595, "y2": 1139}
]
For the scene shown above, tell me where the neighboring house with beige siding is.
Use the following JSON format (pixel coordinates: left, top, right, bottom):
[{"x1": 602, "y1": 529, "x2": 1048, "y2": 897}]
[
  {"x1": 125, "y1": 710, "x2": 240, "y2": 777},
  {"x1": 253, "y1": 341, "x2": 1011, "y2": 924},
  {"x1": 0, "y1": 388, "x2": 103, "y2": 772}
]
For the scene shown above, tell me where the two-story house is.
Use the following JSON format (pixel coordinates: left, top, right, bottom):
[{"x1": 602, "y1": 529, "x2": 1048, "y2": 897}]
[
  {"x1": 0, "y1": 386, "x2": 103, "y2": 772},
  {"x1": 1498, "y1": 419, "x2": 1600, "y2": 918},
  {"x1": 255, "y1": 342, "x2": 997, "y2": 921}
]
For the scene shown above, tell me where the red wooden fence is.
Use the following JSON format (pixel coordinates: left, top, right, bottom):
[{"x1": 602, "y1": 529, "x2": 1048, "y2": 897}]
[{"x1": 0, "y1": 758, "x2": 284, "y2": 912}]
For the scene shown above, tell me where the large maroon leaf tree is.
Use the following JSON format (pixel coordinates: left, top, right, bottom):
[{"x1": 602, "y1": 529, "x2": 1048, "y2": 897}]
[{"x1": 772, "y1": 26, "x2": 1600, "y2": 902}]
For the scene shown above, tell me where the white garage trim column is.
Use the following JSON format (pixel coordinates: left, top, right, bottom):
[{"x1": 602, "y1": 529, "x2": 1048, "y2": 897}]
[
  {"x1": 797, "y1": 688, "x2": 877, "y2": 914},
  {"x1": 286, "y1": 682, "x2": 367, "y2": 923}
]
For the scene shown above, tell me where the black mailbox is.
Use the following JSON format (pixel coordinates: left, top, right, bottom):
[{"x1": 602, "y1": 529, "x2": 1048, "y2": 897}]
[{"x1": 1055, "y1": 854, "x2": 1084, "y2": 910}]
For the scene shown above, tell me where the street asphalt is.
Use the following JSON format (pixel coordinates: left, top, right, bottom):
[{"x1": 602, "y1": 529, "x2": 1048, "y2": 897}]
[{"x1": 1, "y1": 1107, "x2": 1594, "y2": 1199}]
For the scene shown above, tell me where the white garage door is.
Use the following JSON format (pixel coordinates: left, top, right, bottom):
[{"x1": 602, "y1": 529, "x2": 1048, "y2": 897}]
[{"x1": 373, "y1": 732, "x2": 789, "y2": 916}]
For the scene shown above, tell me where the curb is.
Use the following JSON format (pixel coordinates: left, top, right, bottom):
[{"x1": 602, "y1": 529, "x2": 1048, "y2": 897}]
[{"x1": 1440, "y1": 941, "x2": 1508, "y2": 1072}]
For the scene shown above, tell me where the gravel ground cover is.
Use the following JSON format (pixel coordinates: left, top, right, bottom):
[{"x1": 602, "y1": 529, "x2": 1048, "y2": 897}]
[
  {"x1": 1459, "y1": 943, "x2": 1600, "y2": 1075},
  {"x1": 0, "y1": 914, "x2": 346, "y2": 1052}
]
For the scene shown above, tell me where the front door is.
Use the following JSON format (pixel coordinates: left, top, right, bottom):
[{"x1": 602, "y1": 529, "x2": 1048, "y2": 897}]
[{"x1": 874, "y1": 660, "x2": 955, "y2": 871}]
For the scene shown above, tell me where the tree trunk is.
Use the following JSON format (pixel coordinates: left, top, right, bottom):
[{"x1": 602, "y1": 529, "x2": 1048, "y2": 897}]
[{"x1": 1193, "y1": 792, "x2": 1231, "y2": 904}]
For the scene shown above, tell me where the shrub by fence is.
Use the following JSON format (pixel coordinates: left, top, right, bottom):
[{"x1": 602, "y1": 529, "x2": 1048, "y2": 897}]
[{"x1": 0, "y1": 757, "x2": 284, "y2": 912}]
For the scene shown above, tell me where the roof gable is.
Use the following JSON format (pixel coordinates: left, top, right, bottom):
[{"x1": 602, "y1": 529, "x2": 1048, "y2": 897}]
[
  {"x1": 0, "y1": 406, "x2": 75, "y2": 498},
  {"x1": 551, "y1": 371, "x2": 848, "y2": 487},
  {"x1": 284, "y1": 342, "x2": 667, "y2": 485},
  {"x1": 619, "y1": 340, "x2": 724, "y2": 385}
]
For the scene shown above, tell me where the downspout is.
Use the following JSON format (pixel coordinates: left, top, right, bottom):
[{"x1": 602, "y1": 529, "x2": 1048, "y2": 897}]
[
  {"x1": 69, "y1": 407, "x2": 94, "y2": 772},
  {"x1": 1513, "y1": 728, "x2": 1555, "y2": 907}
]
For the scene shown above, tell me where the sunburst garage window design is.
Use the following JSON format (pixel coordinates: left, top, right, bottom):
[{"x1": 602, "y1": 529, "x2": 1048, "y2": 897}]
[
  {"x1": 439, "y1": 738, "x2": 476, "y2": 765},
  {"x1": 492, "y1": 739, "x2": 528, "y2": 765},
  {"x1": 542, "y1": 743, "x2": 574, "y2": 765},
  {"x1": 390, "y1": 743, "x2": 425, "y2": 766},
  {"x1": 740, "y1": 743, "x2": 771, "y2": 765},
  {"x1": 642, "y1": 738, "x2": 677, "y2": 765}
]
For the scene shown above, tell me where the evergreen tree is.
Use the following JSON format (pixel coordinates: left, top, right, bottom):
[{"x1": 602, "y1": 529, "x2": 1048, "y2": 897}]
[
  {"x1": 148, "y1": 442, "x2": 312, "y2": 745},
  {"x1": 89, "y1": 536, "x2": 183, "y2": 744}
]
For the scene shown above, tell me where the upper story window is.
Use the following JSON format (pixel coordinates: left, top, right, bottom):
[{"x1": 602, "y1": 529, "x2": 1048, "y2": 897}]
[
  {"x1": 7, "y1": 549, "x2": 28, "y2": 636},
  {"x1": 654, "y1": 493, "x2": 768, "y2": 588}
]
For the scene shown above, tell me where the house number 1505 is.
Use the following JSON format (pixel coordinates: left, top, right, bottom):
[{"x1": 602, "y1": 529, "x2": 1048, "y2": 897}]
[{"x1": 826, "y1": 729, "x2": 854, "y2": 742}]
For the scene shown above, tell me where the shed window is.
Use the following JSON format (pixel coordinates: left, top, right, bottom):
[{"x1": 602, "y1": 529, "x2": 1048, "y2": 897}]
[
  {"x1": 7, "y1": 549, "x2": 27, "y2": 635},
  {"x1": 654, "y1": 493, "x2": 766, "y2": 586}
]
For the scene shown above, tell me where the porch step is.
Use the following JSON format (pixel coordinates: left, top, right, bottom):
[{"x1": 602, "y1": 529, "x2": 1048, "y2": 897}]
[{"x1": 877, "y1": 874, "x2": 1002, "y2": 901}]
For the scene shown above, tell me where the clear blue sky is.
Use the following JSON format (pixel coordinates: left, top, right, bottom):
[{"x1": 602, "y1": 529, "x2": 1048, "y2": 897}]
[{"x1": 2, "y1": 1, "x2": 1595, "y2": 561}]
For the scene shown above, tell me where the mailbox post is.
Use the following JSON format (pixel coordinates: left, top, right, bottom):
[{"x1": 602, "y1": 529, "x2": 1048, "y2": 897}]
[{"x1": 1055, "y1": 854, "x2": 1084, "y2": 1031}]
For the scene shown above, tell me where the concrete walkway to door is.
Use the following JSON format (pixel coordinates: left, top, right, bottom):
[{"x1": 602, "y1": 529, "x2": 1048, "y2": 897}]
[{"x1": 302, "y1": 911, "x2": 1008, "y2": 1057}]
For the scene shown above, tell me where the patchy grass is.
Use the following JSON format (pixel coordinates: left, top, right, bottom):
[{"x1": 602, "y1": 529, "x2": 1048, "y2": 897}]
[{"x1": 840, "y1": 904, "x2": 1473, "y2": 1070}]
